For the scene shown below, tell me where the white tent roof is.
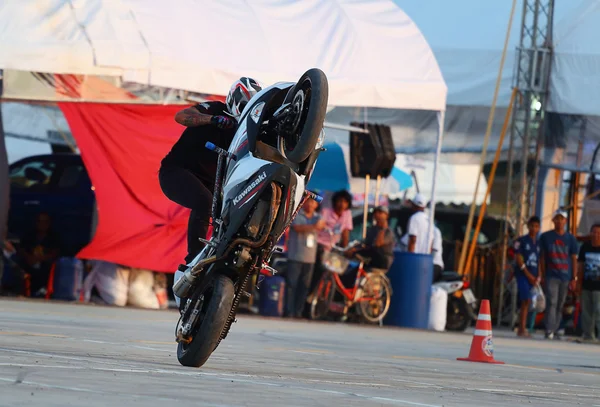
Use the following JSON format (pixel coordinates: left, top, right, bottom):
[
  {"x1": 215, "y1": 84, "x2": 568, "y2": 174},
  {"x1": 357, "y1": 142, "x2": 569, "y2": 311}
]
[
  {"x1": 549, "y1": 0, "x2": 600, "y2": 116},
  {"x1": 0, "y1": 0, "x2": 447, "y2": 111},
  {"x1": 318, "y1": 0, "x2": 600, "y2": 163},
  {"x1": 349, "y1": 153, "x2": 488, "y2": 205},
  {"x1": 395, "y1": 0, "x2": 600, "y2": 116}
]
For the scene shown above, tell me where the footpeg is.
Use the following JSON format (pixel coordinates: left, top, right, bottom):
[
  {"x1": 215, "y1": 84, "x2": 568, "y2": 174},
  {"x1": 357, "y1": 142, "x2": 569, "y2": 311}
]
[
  {"x1": 197, "y1": 237, "x2": 217, "y2": 247},
  {"x1": 261, "y1": 264, "x2": 278, "y2": 276}
]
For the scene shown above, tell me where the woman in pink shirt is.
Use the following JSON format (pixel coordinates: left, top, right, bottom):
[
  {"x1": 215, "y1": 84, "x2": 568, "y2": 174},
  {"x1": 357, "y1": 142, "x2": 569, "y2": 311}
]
[{"x1": 309, "y1": 190, "x2": 354, "y2": 297}]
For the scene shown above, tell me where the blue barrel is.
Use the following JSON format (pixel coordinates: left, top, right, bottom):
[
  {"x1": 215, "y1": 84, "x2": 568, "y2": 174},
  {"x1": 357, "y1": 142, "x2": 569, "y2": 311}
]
[
  {"x1": 52, "y1": 257, "x2": 84, "y2": 301},
  {"x1": 259, "y1": 275, "x2": 286, "y2": 317},
  {"x1": 384, "y1": 250, "x2": 433, "y2": 329}
]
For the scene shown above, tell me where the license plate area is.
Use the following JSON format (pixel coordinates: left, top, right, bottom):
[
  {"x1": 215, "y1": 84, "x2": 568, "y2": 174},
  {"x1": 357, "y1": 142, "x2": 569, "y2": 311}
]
[{"x1": 463, "y1": 288, "x2": 476, "y2": 304}]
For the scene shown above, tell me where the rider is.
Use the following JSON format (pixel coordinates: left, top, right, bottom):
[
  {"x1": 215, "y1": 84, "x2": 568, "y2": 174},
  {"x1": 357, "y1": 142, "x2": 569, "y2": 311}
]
[{"x1": 159, "y1": 77, "x2": 263, "y2": 271}]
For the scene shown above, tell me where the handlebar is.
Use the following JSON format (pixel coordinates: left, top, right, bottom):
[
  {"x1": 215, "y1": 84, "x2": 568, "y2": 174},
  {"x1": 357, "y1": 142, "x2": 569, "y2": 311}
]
[
  {"x1": 205, "y1": 142, "x2": 237, "y2": 161},
  {"x1": 331, "y1": 240, "x2": 362, "y2": 253}
]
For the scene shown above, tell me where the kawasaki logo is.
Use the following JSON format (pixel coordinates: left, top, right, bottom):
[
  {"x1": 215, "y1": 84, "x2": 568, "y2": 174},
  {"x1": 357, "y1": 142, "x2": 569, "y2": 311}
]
[{"x1": 233, "y1": 171, "x2": 267, "y2": 205}]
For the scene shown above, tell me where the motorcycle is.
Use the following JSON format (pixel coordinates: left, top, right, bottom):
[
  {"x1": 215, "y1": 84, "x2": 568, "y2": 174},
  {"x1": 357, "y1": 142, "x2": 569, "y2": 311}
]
[
  {"x1": 433, "y1": 271, "x2": 478, "y2": 331},
  {"x1": 172, "y1": 68, "x2": 329, "y2": 368}
]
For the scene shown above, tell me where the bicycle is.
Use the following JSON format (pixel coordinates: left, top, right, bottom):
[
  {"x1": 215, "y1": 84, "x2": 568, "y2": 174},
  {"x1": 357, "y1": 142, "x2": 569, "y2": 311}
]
[{"x1": 310, "y1": 240, "x2": 392, "y2": 324}]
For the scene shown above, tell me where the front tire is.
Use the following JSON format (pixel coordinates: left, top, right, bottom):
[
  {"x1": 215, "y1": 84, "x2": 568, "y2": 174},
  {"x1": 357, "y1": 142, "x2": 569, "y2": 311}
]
[
  {"x1": 445, "y1": 296, "x2": 471, "y2": 332},
  {"x1": 282, "y1": 68, "x2": 329, "y2": 164},
  {"x1": 177, "y1": 274, "x2": 234, "y2": 368}
]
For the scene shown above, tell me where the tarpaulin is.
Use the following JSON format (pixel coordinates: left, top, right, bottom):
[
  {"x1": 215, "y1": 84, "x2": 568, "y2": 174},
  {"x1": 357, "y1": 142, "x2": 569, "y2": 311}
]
[{"x1": 58, "y1": 102, "x2": 190, "y2": 273}]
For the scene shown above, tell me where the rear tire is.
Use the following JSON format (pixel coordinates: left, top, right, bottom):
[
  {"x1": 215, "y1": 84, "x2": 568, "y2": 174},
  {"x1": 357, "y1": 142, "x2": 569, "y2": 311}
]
[
  {"x1": 282, "y1": 68, "x2": 329, "y2": 164},
  {"x1": 177, "y1": 274, "x2": 234, "y2": 368},
  {"x1": 357, "y1": 273, "x2": 392, "y2": 323},
  {"x1": 310, "y1": 274, "x2": 335, "y2": 320}
]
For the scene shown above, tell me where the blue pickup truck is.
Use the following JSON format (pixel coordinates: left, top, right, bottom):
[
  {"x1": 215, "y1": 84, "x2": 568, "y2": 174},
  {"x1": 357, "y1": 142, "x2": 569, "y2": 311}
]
[{"x1": 8, "y1": 153, "x2": 96, "y2": 257}]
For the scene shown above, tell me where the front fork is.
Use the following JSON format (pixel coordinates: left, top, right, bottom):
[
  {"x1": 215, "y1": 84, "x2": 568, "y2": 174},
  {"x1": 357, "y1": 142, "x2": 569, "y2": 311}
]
[{"x1": 206, "y1": 142, "x2": 238, "y2": 233}]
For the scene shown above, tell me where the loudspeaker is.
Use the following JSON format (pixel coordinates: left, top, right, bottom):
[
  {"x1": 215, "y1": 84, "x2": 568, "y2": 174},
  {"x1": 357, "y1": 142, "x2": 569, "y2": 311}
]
[
  {"x1": 374, "y1": 124, "x2": 396, "y2": 177},
  {"x1": 349, "y1": 122, "x2": 395, "y2": 178}
]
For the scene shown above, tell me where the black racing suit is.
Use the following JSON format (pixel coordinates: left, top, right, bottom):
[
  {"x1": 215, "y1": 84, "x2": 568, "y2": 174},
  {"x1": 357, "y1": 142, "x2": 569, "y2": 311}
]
[{"x1": 159, "y1": 101, "x2": 236, "y2": 264}]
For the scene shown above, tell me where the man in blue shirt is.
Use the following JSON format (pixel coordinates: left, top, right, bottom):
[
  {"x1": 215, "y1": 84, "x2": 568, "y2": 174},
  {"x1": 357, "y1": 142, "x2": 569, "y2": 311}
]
[
  {"x1": 513, "y1": 216, "x2": 541, "y2": 337},
  {"x1": 539, "y1": 209, "x2": 579, "y2": 340},
  {"x1": 285, "y1": 198, "x2": 325, "y2": 318}
]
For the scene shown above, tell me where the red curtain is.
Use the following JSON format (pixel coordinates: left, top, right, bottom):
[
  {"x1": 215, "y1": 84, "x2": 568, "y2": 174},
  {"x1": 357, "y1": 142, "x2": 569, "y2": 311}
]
[{"x1": 59, "y1": 102, "x2": 190, "y2": 273}]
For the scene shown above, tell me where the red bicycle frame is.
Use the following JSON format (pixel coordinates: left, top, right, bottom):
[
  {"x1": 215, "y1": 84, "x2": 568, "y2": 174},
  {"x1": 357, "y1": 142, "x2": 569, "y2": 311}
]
[{"x1": 323, "y1": 264, "x2": 379, "y2": 304}]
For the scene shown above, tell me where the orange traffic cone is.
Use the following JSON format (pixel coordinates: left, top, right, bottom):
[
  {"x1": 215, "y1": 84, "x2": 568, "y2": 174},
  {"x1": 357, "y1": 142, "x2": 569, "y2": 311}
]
[{"x1": 457, "y1": 299, "x2": 504, "y2": 364}]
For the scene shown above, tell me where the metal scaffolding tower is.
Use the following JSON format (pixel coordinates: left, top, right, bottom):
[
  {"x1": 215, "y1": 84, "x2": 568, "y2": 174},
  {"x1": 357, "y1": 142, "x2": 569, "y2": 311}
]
[{"x1": 497, "y1": 0, "x2": 555, "y2": 326}]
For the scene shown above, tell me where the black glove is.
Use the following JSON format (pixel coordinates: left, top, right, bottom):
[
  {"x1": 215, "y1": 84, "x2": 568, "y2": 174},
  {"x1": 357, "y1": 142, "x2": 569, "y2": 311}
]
[{"x1": 211, "y1": 115, "x2": 236, "y2": 130}]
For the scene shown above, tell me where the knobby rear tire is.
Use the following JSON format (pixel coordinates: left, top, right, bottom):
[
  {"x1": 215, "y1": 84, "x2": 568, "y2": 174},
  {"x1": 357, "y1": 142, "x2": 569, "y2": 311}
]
[{"x1": 283, "y1": 68, "x2": 329, "y2": 164}]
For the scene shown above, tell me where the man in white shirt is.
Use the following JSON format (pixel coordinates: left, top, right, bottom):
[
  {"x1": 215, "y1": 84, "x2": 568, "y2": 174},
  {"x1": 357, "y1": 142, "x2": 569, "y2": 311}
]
[
  {"x1": 432, "y1": 225, "x2": 444, "y2": 282},
  {"x1": 405, "y1": 193, "x2": 432, "y2": 254}
]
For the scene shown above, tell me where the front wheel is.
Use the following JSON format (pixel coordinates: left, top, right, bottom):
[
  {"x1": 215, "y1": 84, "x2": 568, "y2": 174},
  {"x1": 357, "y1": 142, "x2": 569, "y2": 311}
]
[
  {"x1": 445, "y1": 296, "x2": 471, "y2": 332},
  {"x1": 282, "y1": 68, "x2": 329, "y2": 164},
  {"x1": 177, "y1": 274, "x2": 234, "y2": 368}
]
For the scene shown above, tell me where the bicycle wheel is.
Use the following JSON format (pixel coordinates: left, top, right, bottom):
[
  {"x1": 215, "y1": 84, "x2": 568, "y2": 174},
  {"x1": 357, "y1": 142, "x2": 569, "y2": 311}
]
[
  {"x1": 357, "y1": 272, "x2": 392, "y2": 323},
  {"x1": 310, "y1": 273, "x2": 335, "y2": 320}
]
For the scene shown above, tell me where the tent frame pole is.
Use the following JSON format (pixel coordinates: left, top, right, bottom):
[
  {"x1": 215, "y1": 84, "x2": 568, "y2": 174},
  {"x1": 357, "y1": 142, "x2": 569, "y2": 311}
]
[
  {"x1": 456, "y1": 0, "x2": 518, "y2": 277},
  {"x1": 0, "y1": 69, "x2": 8, "y2": 255},
  {"x1": 427, "y1": 112, "x2": 445, "y2": 250},
  {"x1": 375, "y1": 175, "x2": 382, "y2": 206}
]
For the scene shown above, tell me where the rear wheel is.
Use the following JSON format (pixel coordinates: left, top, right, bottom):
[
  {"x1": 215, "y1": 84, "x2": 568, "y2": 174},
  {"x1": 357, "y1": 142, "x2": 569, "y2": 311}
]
[
  {"x1": 357, "y1": 273, "x2": 392, "y2": 323},
  {"x1": 177, "y1": 274, "x2": 234, "y2": 368},
  {"x1": 282, "y1": 68, "x2": 329, "y2": 164},
  {"x1": 310, "y1": 274, "x2": 335, "y2": 320}
]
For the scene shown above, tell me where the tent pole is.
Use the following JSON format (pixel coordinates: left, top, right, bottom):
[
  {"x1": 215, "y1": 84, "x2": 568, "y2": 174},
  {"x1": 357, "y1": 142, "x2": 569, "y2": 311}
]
[
  {"x1": 375, "y1": 175, "x2": 382, "y2": 206},
  {"x1": 427, "y1": 111, "x2": 445, "y2": 252},
  {"x1": 362, "y1": 174, "x2": 370, "y2": 239},
  {"x1": 464, "y1": 88, "x2": 517, "y2": 277},
  {"x1": 457, "y1": 0, "x2": 518, "y2": 275}
]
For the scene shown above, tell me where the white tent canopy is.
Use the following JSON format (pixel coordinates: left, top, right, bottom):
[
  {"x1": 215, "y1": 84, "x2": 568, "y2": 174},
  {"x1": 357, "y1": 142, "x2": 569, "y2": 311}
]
[
  {"x1": 395, "y1": 0, "x2": 600, "y2": 115},
  {"x1": 0, "y1": 0, "x2": 447, "y2": 111},
  {"x1": 549, "y1": 0, "x2": 600, "y2": 116},
  {"x1": 319, "y1": 0, "x2": 600, "y2": 162},
  {"x1": 349, "y1": 154, "x2": 488, "y2": 205},
  {"x1": 0, "y1": 0, "x2": 449, "y2": 243}
]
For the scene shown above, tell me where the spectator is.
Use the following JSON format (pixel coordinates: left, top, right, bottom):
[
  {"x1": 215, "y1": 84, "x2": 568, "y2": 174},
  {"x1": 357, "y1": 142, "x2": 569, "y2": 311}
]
[
  {"x1": 18, "y1": 212, "x2": 60, "y2": 297},
  {"x1": 310, "y1": 190, "x2": 353, "y2": 293},
  {"x1": 401, "y1": 193, "x2": 431, "y2": 254},
  {"x1": 577, "y1": 223, "x2": 600, "y2": 342},
  {"x1": 347, "y1": 206, "x2": 395, "y2": 272},
  {"x1": 513, "y1": 216, "x2": 541, "y2": 337},
  {"x1": 539, "y1": 209, "x2": 578, "y2": 340},
  {"x1": 1, "y1": 237, "x2": 20, "y2": 295},
  {"x1": 317, "y1": 190, "x2": 353, "y2": 250},
  {"x1": 285, "y1": 198, "x2": 325, "y2": 318},
  {"x1": 432, "y1": 224, "x2": 444, "y2": 283}
]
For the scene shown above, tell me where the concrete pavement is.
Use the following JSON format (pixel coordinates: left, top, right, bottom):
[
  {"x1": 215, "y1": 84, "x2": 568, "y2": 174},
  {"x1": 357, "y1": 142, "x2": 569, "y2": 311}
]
[{"x1": 1, "y1": 298, "x2": 599, "y2": 407}]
